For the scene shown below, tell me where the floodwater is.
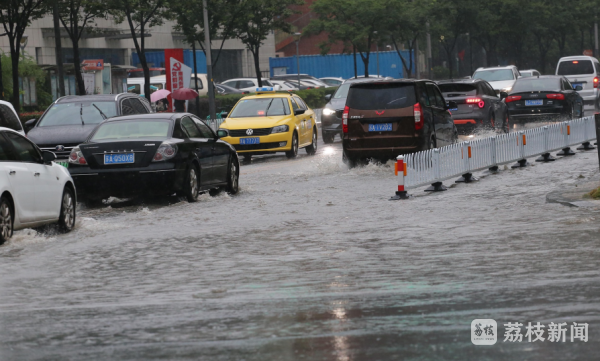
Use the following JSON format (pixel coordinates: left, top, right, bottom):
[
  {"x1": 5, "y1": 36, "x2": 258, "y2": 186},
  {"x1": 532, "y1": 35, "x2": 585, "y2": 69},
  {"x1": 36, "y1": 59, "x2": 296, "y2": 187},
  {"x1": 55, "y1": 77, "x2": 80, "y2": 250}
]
[{"x1": 0, "y1": 127, "x2": 598, "y2": 360}]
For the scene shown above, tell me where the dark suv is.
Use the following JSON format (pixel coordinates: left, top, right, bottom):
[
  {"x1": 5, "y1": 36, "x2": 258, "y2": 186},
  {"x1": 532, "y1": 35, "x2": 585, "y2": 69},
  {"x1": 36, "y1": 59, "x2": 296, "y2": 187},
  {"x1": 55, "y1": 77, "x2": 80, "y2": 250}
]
[
  {"x1": 436, "y1": 78, "x2": 509, "y2": 133},
  {"x1": 342, "y1": 80, "x2": 457, "y2": 165},
  {"x1": 321, "y1": 78, "x2": 376, "y2": 143},
  {"x1": 26, "y1": 94, "x2": 152, "y2": 159}
]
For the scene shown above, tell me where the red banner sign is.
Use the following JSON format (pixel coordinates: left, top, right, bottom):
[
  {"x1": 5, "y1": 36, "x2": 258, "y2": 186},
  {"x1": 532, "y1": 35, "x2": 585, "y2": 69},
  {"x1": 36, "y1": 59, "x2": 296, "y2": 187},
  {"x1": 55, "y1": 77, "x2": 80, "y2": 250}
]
[
  {"x1": 165, "y1": 49, "x2": 184, "y2": 111},
  {"x1": 81, "y1": 59, "x2": 104, "y2": 71}
]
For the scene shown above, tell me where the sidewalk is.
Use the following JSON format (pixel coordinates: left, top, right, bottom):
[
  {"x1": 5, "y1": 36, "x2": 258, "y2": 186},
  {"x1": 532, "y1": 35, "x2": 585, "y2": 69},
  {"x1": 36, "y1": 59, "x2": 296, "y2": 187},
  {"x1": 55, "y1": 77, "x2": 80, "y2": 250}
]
[{"x1": 547, "y1": 172, "x2": 600, "y2": 207}]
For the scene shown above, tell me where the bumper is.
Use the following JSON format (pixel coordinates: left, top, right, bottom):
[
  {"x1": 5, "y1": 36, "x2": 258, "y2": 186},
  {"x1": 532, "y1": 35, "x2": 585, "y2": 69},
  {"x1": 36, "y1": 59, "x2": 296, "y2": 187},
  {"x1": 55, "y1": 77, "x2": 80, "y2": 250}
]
[
  {"x1": 69, "y1": 163, "x2": 183, "y2": 198},
  {"x1": 508, "y1": 107, "x2": 566, "y2": 121},
  {"x1": 221, "y1": 132, "x2": 292, "y2": 154}
]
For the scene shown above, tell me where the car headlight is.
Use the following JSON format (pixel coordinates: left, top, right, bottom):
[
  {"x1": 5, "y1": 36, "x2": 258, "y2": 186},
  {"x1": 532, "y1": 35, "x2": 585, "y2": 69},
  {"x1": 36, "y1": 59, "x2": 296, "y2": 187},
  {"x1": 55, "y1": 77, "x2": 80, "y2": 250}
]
[
  {"x1": 322, "y1": 108, "x2": 335, "y2": 116},
  {"x1": 501, "y1": 87, "x2": 512, "y2": 93},
  {"x1": 271, "y1": 125, "x2": 289, "y2": 134}
]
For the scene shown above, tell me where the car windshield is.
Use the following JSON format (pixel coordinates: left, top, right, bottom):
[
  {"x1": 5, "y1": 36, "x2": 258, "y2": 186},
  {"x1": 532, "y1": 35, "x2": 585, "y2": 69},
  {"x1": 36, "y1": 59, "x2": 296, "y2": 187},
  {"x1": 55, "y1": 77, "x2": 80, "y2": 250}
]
[
  {"x1": 520, "y1": 71, "x2": 533, "y2": 77},
  {"x1": 557, "y1": 60, "x2": 595, "y2": 75},
  {"x1": 38, "y1": 101, "x2": 117, "y2": 127},
  {"x1": 347, "y1": 84, "x2": 416, "y2": 110},
  {"x1": 473, "y1": 69, "x2": 514, "y2": 82},
  {"x1": 333, "y1": 84, "x2": 351, "y2": 99},
  {"x1": 438, "y1": 83, "x2": 477, "y2": 96},
  {"x1": 230, "y1": 98, "x2": 290, "y2": 118},
  {"x1": 91, "y1": 120, "x2": 171, "y2": 141},
  {"x1": 511, "y1": 78, "x2": 561, "y2": 93}
]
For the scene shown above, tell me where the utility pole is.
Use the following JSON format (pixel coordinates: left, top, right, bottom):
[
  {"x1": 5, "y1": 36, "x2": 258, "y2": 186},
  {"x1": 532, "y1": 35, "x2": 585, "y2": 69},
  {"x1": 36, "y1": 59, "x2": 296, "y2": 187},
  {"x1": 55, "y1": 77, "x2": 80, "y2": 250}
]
[
  {"x1": 595, "y1": 20, "x2": 599, "y2": 58},
  {"x1": 0, "y1": 34, "x2": 5, "y2": 100},
  {"x1": 203, "y1": 0, "x2": 216, "y2": 126},
  {"x1": 192, "y1": 40, "x2": 201, "y2": 117},
  {"x1": 294, "y1": 33, "x2": 301, "y2": 88},
  {"x1": 53, "y1": 4, "x2": 65, "y2": 97},
  {"x1": 415, "y1": 39, "x2": 420, "y2": 79},
  {"x1": 427, "y1": 22, "x2": 432, "y2": 80}
]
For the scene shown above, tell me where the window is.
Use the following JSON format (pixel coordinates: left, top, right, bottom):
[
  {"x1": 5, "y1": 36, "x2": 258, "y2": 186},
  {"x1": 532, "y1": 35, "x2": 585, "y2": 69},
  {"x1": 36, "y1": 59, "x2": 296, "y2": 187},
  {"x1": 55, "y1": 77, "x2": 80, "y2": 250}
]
[
  {"x1": 290, "y1": 97, "x2": 301, "y2": 112},
  {"x1": 39, "y1": 101, "x2": 118, "y2": 126},
  {"x1": 473, "y1": 69, "x2": 515, "y2": 82},
  {"x1": 128, "y1": 98, "x2": 149, "y2": 114},
  {"x1": 0, "y1": 104, "x2": 23, "y2": 132},
  {"x1": 333, "y1": 84, "x2": 351, "y2": 99},
  {"x1": 192, "y1": 117, "x2": 215, "y2": 138},
  {"x1": 5, "y1": 132, "x2": 41, "y2": 163},
  {"x1": 432, "y1": 87, "x2": 446, "y2": 107},
  {"x1": 437, "y1": 83, "x2": 477, "y2": 96},
  {"x1": 191, "y1": 77, "x2": 204, "y2": 89},
  {"x1": 121, "y1": 99, "x2": 137, "y2": 115},
  {"x1": 239, "y1": 80, "x2": 255, "y2": 88},
  {"x1": 484, "y1": 83, "x2": 497, "y2": 96},
  {"x1": 181, "y1": 117, "x2": 203, "y2": 138},
  {"x1": 127, "y1": 84, "x2": 141, "y2": 94},
  {"x1": 595, "y1": 63, "x2": 600, "y2": 75},
  {"x1": 347, "y1": 83, "x2": 417, "y2": 110},
  {"x1": 512, "y1": 78, "x2": 561, "y2": 93},
  {"x1": 557, "y1": 60, "x2": 594, "y2": 75},
  {"x1": 418, "y1": 84, "x2": 430, "y2": 106},
  {"x1": 293, "y1": 96, "x2": 308, "y2": 110},
  {"x1": 222, "y1": 80, "x2": 237, "y2": 88},
  {"x1": 0, "y1": 133, "x2": 15, "y2": 161},
  {"x1": 425, "y1": 83, "x2": 442, "y2": 108},
  {"x1": 91, "y1": 121, "x2": 171, "y2": 141},
  {"x1": 230, "y1": 98, "x2": 290, "y2": 118}
]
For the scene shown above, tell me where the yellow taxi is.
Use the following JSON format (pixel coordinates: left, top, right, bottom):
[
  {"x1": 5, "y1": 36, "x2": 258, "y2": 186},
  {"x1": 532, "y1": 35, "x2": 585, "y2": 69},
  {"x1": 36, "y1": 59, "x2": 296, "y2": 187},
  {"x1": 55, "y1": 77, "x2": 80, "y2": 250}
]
[{"x1": 217, "y1": 88, "x2": 318, "y2": 161}]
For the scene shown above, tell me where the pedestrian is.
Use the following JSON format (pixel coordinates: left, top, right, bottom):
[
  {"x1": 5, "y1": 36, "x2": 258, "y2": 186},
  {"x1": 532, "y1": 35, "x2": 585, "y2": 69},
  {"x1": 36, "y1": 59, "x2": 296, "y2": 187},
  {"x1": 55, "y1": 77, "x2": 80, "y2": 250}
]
[{"x1": 174, "y1": 99, "x2": 186, "y2": 112}]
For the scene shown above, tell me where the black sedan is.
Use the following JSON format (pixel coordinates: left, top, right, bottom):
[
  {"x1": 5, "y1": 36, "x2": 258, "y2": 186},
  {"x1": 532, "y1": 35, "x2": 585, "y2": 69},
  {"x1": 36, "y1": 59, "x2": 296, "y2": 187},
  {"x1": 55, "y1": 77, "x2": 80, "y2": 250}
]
[
  {"x1": 505, "y1": 75, "x2": 584, "y2": 122},
  {"x1": 437, "y1": 78, "x2": 509, "y2": 133},
  {"x1": 68, "y1": 113, "x2": 239, "y2": 204}
]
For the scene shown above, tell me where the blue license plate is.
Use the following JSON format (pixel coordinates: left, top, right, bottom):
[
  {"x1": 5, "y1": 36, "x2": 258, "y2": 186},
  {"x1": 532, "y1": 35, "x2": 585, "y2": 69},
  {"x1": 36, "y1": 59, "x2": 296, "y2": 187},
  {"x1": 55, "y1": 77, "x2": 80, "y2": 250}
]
[
  {"x1": 449, "y1": 108, "x2": 458, "y2": 111},
  {"x1": 572, "y1": 83, "x2": 583, "y2": 89},
  {"x1": 525, "y1": 99, "x2": 543, "y2": 106},
  {"x1": 104, "y1": 153, "x2": 134, "y2": 164},
  {"x1": 368, "y1": 123, "x2": 393, "y2": 132},
  {"x1": 240, "y1": 137, "x2": 260, "y2": 145}
]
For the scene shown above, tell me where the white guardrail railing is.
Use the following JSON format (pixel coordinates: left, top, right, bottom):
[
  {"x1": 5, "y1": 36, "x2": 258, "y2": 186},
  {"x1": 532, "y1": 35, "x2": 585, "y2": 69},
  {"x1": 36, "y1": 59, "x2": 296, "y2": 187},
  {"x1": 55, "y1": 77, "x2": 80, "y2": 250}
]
[{"x1": 391, "y1": 116, "x2": 597, "y2": 199}]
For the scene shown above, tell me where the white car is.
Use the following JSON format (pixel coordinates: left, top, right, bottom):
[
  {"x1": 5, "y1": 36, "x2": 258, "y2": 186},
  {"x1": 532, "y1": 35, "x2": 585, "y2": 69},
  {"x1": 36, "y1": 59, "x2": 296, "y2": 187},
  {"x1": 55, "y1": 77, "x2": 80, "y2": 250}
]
[
  {"x1": 519, "y1": 69, "x2": 541, "y2": 78},
  {"x1": 0, "y1": 100, "x2": 25, "y2": 135},
  {"x1": 0, "y1": 128, "x2": 76, "y2": 243},
  {"x1": 472, "y1": 65, "x2": 520, "y2": 94},
  {"x1": 556, "y1": 56, "x2": 600, "y2": 112},
  {"x1": 320, "y1": 77, "x2": 344, "y2": 86},
  {"x1": 220, "y1": 78, "x2": 280, "y2": 92},
  {"x1": 270, "y1": 79, "x2": 299, "y2": 91}
]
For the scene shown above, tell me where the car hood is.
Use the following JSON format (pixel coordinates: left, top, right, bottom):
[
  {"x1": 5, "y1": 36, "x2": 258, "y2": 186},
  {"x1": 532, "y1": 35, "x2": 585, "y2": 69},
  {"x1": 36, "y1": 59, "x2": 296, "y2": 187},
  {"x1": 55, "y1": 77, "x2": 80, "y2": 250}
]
[
  {"x1": 27, "y1": 124, "x2": 99, "y2": 146},
  {"x1": 325, "y1": 97, "x2": 346, "y2": 111},
  {"x1": 221, "y1": 115, "x2": 294, "y2": 129},
  {"x1": 487, "y1": 80, "x2": 515, "y2": 91}
]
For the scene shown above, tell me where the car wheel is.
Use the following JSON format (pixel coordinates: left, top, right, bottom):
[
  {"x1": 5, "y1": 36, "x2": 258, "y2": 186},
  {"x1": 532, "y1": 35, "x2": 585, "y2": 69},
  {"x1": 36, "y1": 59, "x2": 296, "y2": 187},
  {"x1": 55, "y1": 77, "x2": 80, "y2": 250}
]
[
  {"x1": 342, "y1": 150, "x2": 358, "y2": 168},
  {"x1": 226, "y1": 157, "x2": 239, "y2": 195},
  {"x1": 0, "y1": 196, "x2": 13, "y2": 244},
  {"x1": 323, "y1": 132, "x2": 334, "y2": 144},
  {"x1": 286, "y1": 132, "x2": 299, "y2": 159},
  {"x1": 305, "y1": 128, "x2": 318, "y2": 155},
  {"x1": 184, "y1": 165, "x2": 200, "y2": 202},
  {"x1": 58, "y1": 187, "x2": 76, "y2": 233}
]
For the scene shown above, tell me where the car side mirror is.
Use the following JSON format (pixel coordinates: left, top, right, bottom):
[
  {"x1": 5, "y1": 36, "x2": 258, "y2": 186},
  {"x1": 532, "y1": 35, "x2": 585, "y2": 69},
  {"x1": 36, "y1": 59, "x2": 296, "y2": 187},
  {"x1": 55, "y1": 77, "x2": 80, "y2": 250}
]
[
  {"x1": 24, "y1": 118, "x2": 37, "y2": 132},
  {"x1": 220, "y1": 111, "x2": 228, "y2": 118},
  {"x1": 324, "y1": 94, "x2": 331, "y2": 101},
  {"x1": 446, "y1": 101, "x2": 458, "y2": 110},
  {"x1": 295, "y1": 109, "x2": 306, "y2": 115},
  {"x1": 499, "y1": 92, "x2": 508, "y2": 100},
  {"x1": 574, "y1": 85, "x2": 583, "y2": 91},
  {"x1": 216, "y1": 129, "x2": 228, "y2": 138},
  {"x1": 42, "y1": 150, "x2": 57, "y2": 164}
]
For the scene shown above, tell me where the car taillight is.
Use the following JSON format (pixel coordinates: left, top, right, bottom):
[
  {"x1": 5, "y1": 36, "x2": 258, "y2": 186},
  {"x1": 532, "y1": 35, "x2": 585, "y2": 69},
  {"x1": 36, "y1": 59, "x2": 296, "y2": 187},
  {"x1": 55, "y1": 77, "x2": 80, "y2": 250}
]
[
  {"x1": 152, "y1": 143, "x2": 178, "y2": 162},
  {"x1": 68, "y1": 147, "x2": 87, "y2": 165},
  {"x1": 466, "y1": 98, "x2": 485, "y2": 108},
  {"x1": 594, "y1": 77, "x2": 599, "y2": 88},
  {"x1": 546, "y1": 93, "x2": 565, "y2": 100},
  {"x1": 342, "y1": 106, "x2": 349, "y2": 133},
  {"x1": 414, "y1": 103, "x2": 423, "y2": 130},
  {"x1": 505, "y1": 95, "x2": 522, "y2": 103}
]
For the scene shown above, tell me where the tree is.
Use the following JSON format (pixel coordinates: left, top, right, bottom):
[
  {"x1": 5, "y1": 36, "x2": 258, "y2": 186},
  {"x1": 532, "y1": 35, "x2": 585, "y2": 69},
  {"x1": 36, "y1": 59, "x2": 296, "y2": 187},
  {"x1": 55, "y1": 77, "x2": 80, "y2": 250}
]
[
  {"x1": 232, "y1": 0, "x2": 302, "y2": 87},
  {"x1": 56, "y1": 0, "x2": 105, "y2": 95},
  {"x1": 0, "y1": 0, "x2": 47, "y2": 110},
  {"x1": 108, "y1": 0, "x2": 166, "y2": 102}
]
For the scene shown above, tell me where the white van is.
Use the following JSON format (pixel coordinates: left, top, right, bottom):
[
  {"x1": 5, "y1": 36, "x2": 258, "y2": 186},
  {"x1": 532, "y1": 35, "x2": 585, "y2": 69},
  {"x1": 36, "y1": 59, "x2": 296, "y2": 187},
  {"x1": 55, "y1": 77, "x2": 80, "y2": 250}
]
[
  {"x1": 555, "y1": 56, "x2": 600, "y2": 112},
  {"x1": 126, "y1": 74, "x2": 209, "y2": 97}
]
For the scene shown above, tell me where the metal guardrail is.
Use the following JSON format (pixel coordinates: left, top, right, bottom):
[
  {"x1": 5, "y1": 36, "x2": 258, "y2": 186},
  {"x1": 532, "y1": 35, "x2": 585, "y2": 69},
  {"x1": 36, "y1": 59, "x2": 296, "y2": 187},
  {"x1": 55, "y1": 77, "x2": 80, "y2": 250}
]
[{"x1": 391, "y1": 116, "x2": 597, "y2": 198}]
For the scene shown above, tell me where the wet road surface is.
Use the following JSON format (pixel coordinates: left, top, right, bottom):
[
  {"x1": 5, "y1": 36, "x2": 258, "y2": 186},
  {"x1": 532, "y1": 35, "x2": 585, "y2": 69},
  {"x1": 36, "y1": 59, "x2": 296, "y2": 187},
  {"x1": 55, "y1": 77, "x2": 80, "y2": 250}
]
[{"x1": 0, "y1": 126, "x2": 599, "y2": 360}]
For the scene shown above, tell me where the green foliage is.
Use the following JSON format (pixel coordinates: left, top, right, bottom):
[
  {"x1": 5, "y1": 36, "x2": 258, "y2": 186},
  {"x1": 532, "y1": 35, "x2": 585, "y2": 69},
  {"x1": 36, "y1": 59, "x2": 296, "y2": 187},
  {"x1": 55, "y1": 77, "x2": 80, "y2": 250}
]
[
  {"x1": 1, "y1": 53, "x2": 51, "y2": 110},
  {"x1": 191, "y1": 87, "x2": 338, "y2": 119},
  {"x1": 589, "y1": 186, "x2": 600, "y2": 200}
]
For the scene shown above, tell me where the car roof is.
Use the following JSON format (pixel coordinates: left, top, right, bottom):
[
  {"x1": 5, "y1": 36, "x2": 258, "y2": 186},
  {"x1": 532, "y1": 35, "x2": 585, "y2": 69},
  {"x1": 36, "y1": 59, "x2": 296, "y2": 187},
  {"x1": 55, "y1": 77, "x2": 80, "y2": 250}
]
[
  {"x1": 436, "y1": 78, "x2": 486, "y2": 84},
  {"x1": 475, "y1": 65, "x2": 517, "y2": 71},
  {"x1": 558, "y1": 55, "x2": 598, "y2": 62},
  {"x1": 516, "y1": 75, "x2": 562, "y2": 80},
  {"x1": 55, "y1": 94, "x2": 135, "y2": 103},
  {"x1": 102, "y1": 113, "x2": 180, "y2": 123},
  {"x1": 343, "y1": 78, "x2": 383, "y2": 84},
  {"x1": 240, "y1": 92, "x2": 293, "y2": 100}
]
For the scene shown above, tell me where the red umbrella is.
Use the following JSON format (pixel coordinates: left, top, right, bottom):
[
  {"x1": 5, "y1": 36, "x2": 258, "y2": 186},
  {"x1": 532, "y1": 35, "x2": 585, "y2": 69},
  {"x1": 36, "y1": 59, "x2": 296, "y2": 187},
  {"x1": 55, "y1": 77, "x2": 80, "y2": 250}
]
[{"x1": 172, "y1": 88, "x2": 199, "y2": 100}]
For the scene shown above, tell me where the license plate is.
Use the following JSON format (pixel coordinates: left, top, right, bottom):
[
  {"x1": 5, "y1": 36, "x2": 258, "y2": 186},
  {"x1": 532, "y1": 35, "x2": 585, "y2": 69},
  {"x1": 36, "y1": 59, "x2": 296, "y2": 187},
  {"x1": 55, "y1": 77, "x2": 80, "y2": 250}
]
[
  {"x1": 56, "y1": 161, "x2": 69, "y2": 168},
  {"x1": 525, "y1": 99, "x2": 543, "y2": 106},
  {"x1": 449, "y1": 108, "x2": 458, "y2": 111},
  {"x1": 368, "y1": 123, "x2": 393, "y2": 132},
  {"x1": 572, "y1": 83, "x2": 583, "y2": 88},
  {"x1": 240, "y1": 137, "x2": 260, "y2": 145},
  {"x1": 104, "y1": 153, "x2": 134, "y2": 164}
]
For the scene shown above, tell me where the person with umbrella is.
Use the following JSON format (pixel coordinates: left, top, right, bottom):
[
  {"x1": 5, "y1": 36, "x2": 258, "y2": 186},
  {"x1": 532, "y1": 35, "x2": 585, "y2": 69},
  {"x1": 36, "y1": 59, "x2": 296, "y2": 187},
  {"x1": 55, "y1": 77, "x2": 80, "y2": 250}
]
[{"x1": 172, "y1": 88, "x2": 199, "y2": 113}]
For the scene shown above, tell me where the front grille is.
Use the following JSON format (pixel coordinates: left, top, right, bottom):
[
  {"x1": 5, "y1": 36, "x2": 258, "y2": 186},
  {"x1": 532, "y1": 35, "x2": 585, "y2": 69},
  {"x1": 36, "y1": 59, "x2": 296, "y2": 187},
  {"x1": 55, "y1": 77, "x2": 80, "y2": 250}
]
[
  {"x1": 41, "y1": 145, "x2": 77, "y2": 159},
  {"x1": 229, "y1": 128, "x2": 273, "y2": 137},
  {"x1": 234, "y1": 142, "x2": 282, "y2": 151}
]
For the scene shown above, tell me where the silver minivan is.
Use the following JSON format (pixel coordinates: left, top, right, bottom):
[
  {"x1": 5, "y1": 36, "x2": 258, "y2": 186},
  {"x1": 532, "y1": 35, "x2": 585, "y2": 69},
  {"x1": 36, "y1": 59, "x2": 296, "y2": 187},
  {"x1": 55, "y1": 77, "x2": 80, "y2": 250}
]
[{"x1": 555, "y1": 55, "x2": 600, "y2": 113}]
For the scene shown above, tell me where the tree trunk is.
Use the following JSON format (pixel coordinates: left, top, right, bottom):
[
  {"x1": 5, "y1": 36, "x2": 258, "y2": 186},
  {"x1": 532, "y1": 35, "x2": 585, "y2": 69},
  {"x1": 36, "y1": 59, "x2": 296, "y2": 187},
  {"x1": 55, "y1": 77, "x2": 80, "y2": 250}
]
[
  {"x1": 445, "y1": 47, "x2": 453, "y2": 79},
  {"x1": 9, "y1": 40, "x2": 20, "y2": 111},
  {"x1": 140, "y1": 23, "x2": 151, "y2": 102},
  {"x1": 0, "y1": 55, "x2": 4, "y2": 100},
  {"x1": 360, "y1": 51, "x2": 370, "y2": 77},
  {"x1": 72, "y1": 40, "x2": 86, "y2": 94},
  {"x1": 252, "y1": 47, "x2": 262, "y2": 87},
  {"x1": 353, "y1": 45, "x2": 357, "y2": 78}
]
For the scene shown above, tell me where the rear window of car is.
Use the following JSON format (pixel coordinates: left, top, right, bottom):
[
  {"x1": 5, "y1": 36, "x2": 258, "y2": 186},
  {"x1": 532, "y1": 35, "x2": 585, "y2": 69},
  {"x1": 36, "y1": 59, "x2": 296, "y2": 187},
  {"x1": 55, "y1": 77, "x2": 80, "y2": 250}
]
[
  {"x1": 91, "y1": 120, "x2": 171, "y2": 141},
  {"x1": 437, "y1": 83, "x2": 477, "y2": 96},
  {"x1": 0, "y1": 104, "x2": 23, "y2": 132},
  {"x1": 230, "y1": 98, "x2": 291, "y2": 118},
  {"x1": 347, "y1": 84, "x2": 416, "y2": 110},
  {"x1": 557, "y1": 60, "x2": 595, "y2": 75},
  {"x1": 511, "y1": 78, "x2": 561, "y2": 93}
]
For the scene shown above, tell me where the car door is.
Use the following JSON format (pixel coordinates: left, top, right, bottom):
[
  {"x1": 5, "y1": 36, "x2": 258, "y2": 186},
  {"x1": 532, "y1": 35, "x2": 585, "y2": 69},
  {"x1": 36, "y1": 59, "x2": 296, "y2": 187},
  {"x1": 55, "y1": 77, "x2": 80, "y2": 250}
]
[
  {"x1": 290, "y1": 97, "x2": 307, "y2": 144},
  {"x1": 295, "y1": 96, "x2": 315, "y2": 146},
  {"x1": 0, "y1": 132, "x2": 41, "y2": 223},
  {"x1": 425, "y1": 83, "x2": 449, "y2": 145},
  {"x1": 180, "y1": 116, "x2": 214, "y2": 185},
  {"x1": 193, "y1": 116, "x2": 229, "y2": 183}
]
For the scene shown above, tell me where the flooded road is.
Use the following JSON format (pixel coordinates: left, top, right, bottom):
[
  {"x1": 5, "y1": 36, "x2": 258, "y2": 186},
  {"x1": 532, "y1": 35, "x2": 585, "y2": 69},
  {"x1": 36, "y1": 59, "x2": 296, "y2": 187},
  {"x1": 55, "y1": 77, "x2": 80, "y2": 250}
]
[{"x1": 0, "y1": 127, "x2": 599, "y2": 360}]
